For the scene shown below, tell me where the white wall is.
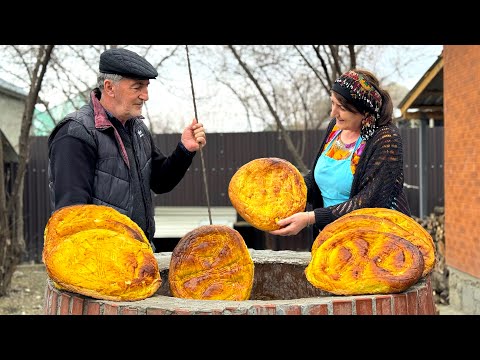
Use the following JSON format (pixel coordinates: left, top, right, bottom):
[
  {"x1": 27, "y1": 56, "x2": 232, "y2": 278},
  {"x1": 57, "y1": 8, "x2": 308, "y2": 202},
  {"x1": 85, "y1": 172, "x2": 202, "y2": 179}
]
[{"x1": 0, "y1": 91, "x2": 25, "y2": 153}]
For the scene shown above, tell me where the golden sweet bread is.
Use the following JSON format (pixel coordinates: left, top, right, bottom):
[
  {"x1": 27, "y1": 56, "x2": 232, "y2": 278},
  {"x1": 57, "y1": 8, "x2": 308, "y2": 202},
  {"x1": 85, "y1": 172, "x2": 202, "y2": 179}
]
[
  {"x1": 43, "y1": 204, "x2": 161, "y2": 301},
  {"x1": 43, "y1": 204, "x2": 150, "y2": 259},
  {"x1": 168, "y1": 224, "x2": 254, "y2": 300},
  {"x1": 305, "y1": 228, "x2": 424, "y2": 295},
  {"x1": 228, "y1": 157, "x2": 307, "y2": 231},
  {"x1": 342, "y1": 208, "x2": 435, "y2": 276},
  {"x1": 311, "y1": 212, "x2": 435, "y2": 277}
]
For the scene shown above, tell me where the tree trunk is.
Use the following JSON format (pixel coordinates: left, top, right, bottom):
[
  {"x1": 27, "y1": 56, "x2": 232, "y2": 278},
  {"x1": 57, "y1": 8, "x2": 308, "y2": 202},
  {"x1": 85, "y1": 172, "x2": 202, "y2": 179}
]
[
  {"x1": 0, "y1": 45, "x2": 54, "y2": 297},
  {"x1": 0, "y1": 135, "x2": 17, "y2": 295}
]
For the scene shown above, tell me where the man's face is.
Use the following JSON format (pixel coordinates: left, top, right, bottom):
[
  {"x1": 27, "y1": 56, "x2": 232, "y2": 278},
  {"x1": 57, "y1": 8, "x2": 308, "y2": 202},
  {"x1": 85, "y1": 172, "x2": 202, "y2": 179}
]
[{"x1": 109, "y1": 78, "x2": 150, "y2": 122}]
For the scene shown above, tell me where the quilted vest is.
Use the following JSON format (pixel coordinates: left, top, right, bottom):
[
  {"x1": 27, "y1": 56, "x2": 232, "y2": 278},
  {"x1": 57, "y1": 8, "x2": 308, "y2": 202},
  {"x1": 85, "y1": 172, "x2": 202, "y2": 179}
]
[{"x1": 48, "y1": 97, "x2": 156, "y2": 244}]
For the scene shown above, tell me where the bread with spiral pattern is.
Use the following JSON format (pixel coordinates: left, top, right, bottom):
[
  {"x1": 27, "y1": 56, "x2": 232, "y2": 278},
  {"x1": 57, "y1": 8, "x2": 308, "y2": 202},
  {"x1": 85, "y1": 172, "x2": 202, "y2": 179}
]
[
  {"x1": 169, "y1": 224, "x2": 254, "y2": 300},
  {"x1": 305, "y1": 228, "x2": 424, "y2": 295},
  {"x1": 341, "y1": 208, "x2": 435, "y2": 277},
  {"x1": 311, "y1": 210, "x2": 435, "y2": 277}
]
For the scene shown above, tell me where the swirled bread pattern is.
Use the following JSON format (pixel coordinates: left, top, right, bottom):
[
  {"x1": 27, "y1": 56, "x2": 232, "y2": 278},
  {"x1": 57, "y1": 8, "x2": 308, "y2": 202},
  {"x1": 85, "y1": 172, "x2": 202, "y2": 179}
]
[
  {"x1": 228, "y1": 157, "x2": 307, "y2": 231},
  {"x1": 312, "y1": 211, "x2": 435, "y2": 277},
  {"x1": 305, "y1": 228, "x2": 424, "y2": 295},
  {"x1": 43, "y1": 204, "x2": 161, "y2": 301},
  {"x1": 342, "y1": 208, "x2": 435, "y2": 277},
  {"x1": 169, "y1": 225, "x2": 254, "y2": 300}
]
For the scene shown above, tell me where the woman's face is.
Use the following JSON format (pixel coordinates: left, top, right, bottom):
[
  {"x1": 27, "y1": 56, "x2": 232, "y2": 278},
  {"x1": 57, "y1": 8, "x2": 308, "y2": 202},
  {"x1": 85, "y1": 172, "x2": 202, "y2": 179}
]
[{"x1": 330, "y1": 92, "x2": 364, "y2": 133}]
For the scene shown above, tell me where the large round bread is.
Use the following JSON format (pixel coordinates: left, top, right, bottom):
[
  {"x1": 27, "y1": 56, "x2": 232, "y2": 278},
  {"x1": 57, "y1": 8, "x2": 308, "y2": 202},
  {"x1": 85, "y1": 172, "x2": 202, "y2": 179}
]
[
  {"x1": 168, "y1": 224, "x2": 254, "y2": 300},
  {"x1": 305, "y1": 228, "x2": 424, "y2": 295},
  {"x1": 311, "y1": 212, "x2": 435, "y2": 277},
  {"x1": 228, "y1": 157, "x2": 307, "y2": 231},
  {"x1": 43, "y1": 204, "x2": 161, "y2": 301},
  {"x1": 342, "y1": 208, "x2": 435, "y2": 276},
  {"x1": 43, "y1": 204, "x2": 150, "y2": 260}
]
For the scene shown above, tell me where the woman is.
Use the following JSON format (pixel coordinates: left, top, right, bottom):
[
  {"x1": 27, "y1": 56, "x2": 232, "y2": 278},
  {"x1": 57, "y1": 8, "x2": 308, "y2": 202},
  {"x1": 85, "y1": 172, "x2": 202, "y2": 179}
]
[{"x1": 270, "y1": 69, "x2": 410, "y2": 240}]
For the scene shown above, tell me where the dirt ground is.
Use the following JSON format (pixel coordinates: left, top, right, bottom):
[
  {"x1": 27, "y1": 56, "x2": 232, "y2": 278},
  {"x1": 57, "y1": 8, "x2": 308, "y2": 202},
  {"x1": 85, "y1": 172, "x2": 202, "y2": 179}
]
[{"x1": 0, "y1": 263, "x2": 48, "y2": 315}]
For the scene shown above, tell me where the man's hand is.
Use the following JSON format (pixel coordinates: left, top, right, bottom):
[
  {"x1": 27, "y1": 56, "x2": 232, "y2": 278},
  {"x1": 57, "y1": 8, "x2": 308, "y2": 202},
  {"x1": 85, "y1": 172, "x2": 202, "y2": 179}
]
[{"x1": 181, "y1": 118, "x2": 206, "y2": 152}]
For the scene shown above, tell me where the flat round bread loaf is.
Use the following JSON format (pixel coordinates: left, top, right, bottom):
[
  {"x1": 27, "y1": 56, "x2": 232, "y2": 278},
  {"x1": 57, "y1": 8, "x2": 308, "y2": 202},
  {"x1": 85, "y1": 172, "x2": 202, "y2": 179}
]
[
  {"x1": 312, "y1": 212, "x2": 435, "y2": 277},
  {"x1": 43, "y1": 204, "x2": 150, "y2": 259},
  {"x1": 342, "y1": 208, "x2": 435, "y2": 277},
  {"x1": 305, "y1": 228, "x2": 424, "y2": 295},
  {"x1": 43, "y1": 204, "x2": 161, "y2": 301},
  {"x1": 169, "y1": 225, "x2": 254, "y2": 300},
  {"x1": 228, "y1": 157, "x2": 307, "y2": 231}
]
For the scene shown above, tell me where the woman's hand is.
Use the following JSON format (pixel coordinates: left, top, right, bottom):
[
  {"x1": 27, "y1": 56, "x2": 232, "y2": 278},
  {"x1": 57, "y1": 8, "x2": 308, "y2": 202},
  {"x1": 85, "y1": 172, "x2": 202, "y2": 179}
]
[{"x1": 269, "y1": 211, "x2": 312, "y2": 236}]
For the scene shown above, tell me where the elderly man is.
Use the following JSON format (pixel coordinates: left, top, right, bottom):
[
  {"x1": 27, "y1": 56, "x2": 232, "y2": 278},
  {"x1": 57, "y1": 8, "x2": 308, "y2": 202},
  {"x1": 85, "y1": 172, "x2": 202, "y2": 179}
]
[{"x1": 48, "y1": 48, "x2": 206, "y2": 250}]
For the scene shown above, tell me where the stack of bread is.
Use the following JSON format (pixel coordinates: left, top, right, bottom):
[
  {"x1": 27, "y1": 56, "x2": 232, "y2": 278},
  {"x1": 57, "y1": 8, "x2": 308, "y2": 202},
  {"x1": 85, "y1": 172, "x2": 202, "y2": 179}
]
[{"x1": 43, "y1": 204, "x2": 161, "y2": 301}]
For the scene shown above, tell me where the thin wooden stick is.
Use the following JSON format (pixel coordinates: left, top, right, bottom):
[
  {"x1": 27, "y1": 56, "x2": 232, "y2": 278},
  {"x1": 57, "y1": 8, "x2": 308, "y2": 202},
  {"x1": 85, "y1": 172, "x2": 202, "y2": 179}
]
[{"x1": 185, "y1": 45, "x2": 212, "y2": 225}]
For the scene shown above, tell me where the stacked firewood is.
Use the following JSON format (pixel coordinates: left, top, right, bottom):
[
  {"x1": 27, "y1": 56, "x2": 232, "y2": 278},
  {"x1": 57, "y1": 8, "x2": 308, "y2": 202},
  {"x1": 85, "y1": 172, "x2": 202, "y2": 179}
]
[{"x1": 412, "y1": 207, "x2": 447, "y2": 305}]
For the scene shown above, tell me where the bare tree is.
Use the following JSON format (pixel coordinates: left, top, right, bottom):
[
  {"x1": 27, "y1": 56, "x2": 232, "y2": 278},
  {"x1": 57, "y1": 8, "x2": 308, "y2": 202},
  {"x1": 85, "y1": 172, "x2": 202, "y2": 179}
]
[
  {"x1": 19, "y1": 45, "x2": 183, "y2": 135},
  {"x1": 49, "y1": 44, "x2": 176, "y2": 128},
  {"x1": 178, "y1": 45, "x2": 328, "y2": 171},
  {"x1": 0, "y1": 44, "x2": 440, "y2": 286},
  {"x1": 0, "y1": 45, "x2": 54, "y2": 296},
  {"x1": 227, "y1": 45, "x2": 309, "y2": 173},
  {"x1": 212, "y1": 45, "x2": 428, "y2": 172}
]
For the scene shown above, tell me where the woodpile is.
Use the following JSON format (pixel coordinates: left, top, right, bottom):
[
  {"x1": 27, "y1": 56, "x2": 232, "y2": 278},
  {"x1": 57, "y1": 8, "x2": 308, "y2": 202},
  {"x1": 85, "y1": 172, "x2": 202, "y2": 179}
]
[{"x1": 413, "y1": 207, "x2": 447, "y2": 305}]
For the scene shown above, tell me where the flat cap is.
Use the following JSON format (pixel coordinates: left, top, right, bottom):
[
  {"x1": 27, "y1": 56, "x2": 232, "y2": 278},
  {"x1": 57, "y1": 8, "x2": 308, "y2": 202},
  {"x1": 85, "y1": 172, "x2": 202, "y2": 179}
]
[{"x1": 99, "y1": 48, "x2": 158, "y2": 80}]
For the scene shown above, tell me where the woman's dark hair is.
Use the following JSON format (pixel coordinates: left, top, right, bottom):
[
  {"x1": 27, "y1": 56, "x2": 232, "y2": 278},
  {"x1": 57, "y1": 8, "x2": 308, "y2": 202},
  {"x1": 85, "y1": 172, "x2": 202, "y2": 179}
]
[{"x1": 331, "y1": 68, "x2": 393, "y2": 127}]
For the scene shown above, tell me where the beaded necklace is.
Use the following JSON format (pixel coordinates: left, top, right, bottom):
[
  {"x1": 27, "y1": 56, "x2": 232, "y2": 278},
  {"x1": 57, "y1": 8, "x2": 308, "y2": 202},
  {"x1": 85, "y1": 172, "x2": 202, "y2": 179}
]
[{"x1": 334, "y1": 135, "x2": 356, "y2": 154}]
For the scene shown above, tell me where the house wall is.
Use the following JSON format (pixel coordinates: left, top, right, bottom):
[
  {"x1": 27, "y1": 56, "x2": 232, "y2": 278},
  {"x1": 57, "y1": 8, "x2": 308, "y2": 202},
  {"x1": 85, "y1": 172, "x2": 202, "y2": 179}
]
[
  {"x1": 0, "y1": 91, "x2": 25, "y2": 153},
  {"x1": 444, "y1": 45, "x2": 480, "y2": 314}
]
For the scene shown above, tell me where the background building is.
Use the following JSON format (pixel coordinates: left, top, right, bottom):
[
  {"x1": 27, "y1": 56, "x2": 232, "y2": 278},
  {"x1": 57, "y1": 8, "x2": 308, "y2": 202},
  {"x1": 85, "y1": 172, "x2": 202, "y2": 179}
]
[{"x1": 443, "y1": 45, "x2": 480, "y2": 314}]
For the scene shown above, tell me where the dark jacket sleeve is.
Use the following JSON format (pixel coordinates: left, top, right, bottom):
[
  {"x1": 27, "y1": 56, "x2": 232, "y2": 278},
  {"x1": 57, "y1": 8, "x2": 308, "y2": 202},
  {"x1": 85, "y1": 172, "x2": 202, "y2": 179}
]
[
  {"x1": 49, "y1": 123, "x2": 97, "y2": 210},
  {"x1": 149, "y1": 138, "x2": 196, "y2": 194}
]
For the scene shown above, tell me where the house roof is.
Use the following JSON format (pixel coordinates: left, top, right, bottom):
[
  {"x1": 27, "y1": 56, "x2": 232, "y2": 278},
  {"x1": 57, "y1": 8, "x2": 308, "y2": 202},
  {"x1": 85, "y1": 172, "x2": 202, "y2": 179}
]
[
  {"x1": 1, "y1": 128, "x2": 18, "y2": 163},
  {"x1": 0, "y1": 78, "x2": 28, "y2": 101},
  {"x1": 397, "y1": 52, "x2": 444, "y2": 121}
]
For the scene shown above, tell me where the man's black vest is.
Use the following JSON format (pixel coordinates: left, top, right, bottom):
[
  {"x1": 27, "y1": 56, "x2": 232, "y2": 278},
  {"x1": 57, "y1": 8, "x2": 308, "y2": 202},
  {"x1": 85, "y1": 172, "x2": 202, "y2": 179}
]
[{"x1": 48, "y1": 99, "x2": 156, "y2": 245}]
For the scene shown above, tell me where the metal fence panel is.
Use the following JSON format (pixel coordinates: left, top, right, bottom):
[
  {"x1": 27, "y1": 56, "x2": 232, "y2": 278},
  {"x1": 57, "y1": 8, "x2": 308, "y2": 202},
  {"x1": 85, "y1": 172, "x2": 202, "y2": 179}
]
[{"x1": 22, "y1": 128, "x2": 444, "y2": 262}]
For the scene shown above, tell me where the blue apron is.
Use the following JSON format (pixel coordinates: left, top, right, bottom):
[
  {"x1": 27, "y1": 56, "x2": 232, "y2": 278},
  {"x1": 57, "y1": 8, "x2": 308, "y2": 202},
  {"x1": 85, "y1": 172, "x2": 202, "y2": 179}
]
[{"x1": 314, "y1": 131, "x2": 362, "y2": 207}]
